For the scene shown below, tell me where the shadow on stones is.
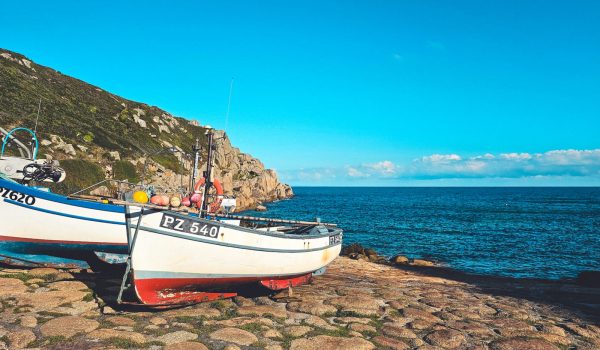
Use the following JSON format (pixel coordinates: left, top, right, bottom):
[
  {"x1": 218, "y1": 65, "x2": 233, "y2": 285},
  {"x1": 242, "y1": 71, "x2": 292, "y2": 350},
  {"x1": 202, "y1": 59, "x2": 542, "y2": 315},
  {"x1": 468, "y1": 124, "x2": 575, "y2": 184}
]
[
  {"x1": 68, "y1": 266, "x2": 277, "y2": 314},
  {"x1": 391, "y1": 263, "x2": 600, "y2": 325}
]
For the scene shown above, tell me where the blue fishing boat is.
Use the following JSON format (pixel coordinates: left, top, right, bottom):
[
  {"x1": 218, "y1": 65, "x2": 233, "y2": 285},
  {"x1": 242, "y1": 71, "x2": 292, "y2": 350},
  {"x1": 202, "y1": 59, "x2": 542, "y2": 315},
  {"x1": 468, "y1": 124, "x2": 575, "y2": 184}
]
[{"x1": 0, "y1": 127, "x2": 128, "y2": 268}]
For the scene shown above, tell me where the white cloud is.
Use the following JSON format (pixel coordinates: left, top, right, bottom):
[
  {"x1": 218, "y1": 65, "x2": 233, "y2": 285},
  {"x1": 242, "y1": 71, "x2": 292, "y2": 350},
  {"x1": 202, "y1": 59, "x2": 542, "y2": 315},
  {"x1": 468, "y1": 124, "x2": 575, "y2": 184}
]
[
  {"x1": 421, "y1": 154, "x2": 461, "y2": 162},
  {"x1": 280, "y1": 168, "x2": 337, "y2": 182},
  {"x1": 347, "y1": 166, "x2": 368, "y2": 178},
  {"x1": 473, "y1": 153, "x2": 495, "y2": 160},
  {"x1": 364, "y1": 160, "x2": 396, "y2": 175},
  {"x1": 410, "y1": 149, "x2": 600, "y2": 179},
  {"x1": 500, "y1": 152, "x2": 532, "y2": 160},
  {"x1": 279, "y1": 149, "x2": 600, "y2": 184},
  {"x1": 343, "y1": 161, "x2": 398, "y2": 178},
  {"x1": 542, "y1": 149, "x2": 600, "y2": 165}
]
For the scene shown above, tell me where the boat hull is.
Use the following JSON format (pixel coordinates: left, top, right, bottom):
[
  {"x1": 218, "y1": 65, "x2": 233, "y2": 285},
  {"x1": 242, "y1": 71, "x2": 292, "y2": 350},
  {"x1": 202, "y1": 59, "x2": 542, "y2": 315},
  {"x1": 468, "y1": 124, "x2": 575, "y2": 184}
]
[
  {"x1": 127, "y1": 209, "x2": 342, "y2": 304},
  {"x1": 0, "y1": 178, "x2": 128, "y2": 268}
]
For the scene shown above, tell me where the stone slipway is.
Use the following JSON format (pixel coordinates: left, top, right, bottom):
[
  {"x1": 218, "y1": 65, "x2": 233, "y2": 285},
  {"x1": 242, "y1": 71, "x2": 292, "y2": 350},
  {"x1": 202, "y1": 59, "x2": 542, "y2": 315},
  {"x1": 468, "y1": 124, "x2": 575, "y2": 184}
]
[{"x1": 0, "y1": 257, "x2": 599, "y2": 349}]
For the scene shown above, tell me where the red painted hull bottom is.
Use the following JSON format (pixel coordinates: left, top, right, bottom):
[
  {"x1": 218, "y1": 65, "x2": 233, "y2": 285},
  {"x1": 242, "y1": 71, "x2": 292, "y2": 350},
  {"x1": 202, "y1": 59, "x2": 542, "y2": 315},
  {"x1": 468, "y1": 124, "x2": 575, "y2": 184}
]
[
  {"x1": 259, "y1": 273, "x2": 313, "y2": 290},
  {"x1": 134, "y1": 273, "x2": 313, "y2": 305}
]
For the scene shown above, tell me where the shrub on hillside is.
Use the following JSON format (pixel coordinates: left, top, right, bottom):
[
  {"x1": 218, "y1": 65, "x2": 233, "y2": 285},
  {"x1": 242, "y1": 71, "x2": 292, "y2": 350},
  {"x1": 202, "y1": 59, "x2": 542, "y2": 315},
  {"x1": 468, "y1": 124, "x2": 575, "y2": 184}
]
[
  {"x1": 50, "y1": 159, "x2": 105, "y2": 194},
  {"x1": 113, "y1": 160, "x2": 139, "y2": 183}
]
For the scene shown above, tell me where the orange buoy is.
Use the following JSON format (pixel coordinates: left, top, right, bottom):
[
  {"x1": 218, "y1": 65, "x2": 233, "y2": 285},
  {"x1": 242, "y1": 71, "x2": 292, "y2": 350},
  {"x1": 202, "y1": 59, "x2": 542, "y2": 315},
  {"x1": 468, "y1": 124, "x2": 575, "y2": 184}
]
[
  {"x1": 150, "y1": 195, "x2": 162, "y2": 205},
  {"x1": 150, "y1": 195, "x2": 170, "y2": 206},
  {"x1": 190, "y1": 192, "x2": 202, "y2": 203},
  {"x1": 193, "y1": 177, "x2": 224, "y2": 213},
  {"x1": 159, "y1": 195, "x2": 170, "y2": 206}
]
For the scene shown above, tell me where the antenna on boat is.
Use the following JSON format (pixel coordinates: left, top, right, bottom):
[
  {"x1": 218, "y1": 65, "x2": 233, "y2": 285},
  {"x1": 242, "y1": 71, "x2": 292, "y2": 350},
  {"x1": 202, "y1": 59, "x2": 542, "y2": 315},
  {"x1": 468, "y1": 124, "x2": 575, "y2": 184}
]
[
  {"x1": 225, "y1": 78, "x2": 234, "y2": 132},
  {"x1": 200, "y1": 129, "x2": 215, "y2": 218},
  {"x1": 33, "y1": 98, "x2": 42, "y2": 134},
  {"x1": 190, "y1": 138, "x2": 200, "y2": 191},
  {"x1": 32, "y1": 97, "x2": 42, "y2": 157}
]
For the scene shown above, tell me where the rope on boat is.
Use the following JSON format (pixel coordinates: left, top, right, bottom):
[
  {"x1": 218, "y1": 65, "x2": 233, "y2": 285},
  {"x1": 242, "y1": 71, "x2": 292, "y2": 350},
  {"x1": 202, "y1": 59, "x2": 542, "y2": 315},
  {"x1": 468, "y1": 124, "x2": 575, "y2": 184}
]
[
  {"x1": 68, "y1": 194, "x2": 337, "y2": 227},
  {"x1": 214, "y1": 213, "x2": 337, "y2": 227}
]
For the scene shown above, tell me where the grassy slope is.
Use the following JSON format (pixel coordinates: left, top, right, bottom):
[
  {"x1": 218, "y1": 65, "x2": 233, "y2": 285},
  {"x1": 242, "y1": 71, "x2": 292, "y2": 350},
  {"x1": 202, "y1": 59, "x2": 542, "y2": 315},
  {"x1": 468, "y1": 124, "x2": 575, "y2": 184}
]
[{"x1": 0, "y1": 48, "x2": 209, "y2": 163}]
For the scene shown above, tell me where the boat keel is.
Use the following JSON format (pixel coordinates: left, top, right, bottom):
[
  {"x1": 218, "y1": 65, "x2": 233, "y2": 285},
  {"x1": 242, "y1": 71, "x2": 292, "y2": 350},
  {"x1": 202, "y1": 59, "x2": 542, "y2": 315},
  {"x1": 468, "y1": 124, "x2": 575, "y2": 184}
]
[
  {"x1": 259, "y1": 273, "x2": 313, "y2": 290},
  {"x1": 133, "y1": 278, "x2": 238, "y2": 305},
  {"x1": 140, "y1": 290, "x2": 237, "y2": 305},
  {"x1": 132, "y1": 273, "x2": 314, "y2": 305}
]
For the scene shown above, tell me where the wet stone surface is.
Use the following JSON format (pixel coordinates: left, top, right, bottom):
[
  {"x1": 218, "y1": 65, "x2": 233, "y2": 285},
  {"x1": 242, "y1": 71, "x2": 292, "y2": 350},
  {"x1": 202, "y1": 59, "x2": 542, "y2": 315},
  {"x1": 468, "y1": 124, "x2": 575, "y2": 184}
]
[{"x1": 0, "y1": 257, "x2": 598, "y2": 349}]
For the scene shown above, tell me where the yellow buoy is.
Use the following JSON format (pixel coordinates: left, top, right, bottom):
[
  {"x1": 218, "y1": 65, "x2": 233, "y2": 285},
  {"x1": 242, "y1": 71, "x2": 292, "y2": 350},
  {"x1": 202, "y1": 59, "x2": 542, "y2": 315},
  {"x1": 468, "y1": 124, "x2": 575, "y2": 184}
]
[
  {"x1": 133, "y1": 190, "x2": 149, "y2": 204},
  {"x1": 170, "y1": 196, "x2": 181, "y2": 207}
]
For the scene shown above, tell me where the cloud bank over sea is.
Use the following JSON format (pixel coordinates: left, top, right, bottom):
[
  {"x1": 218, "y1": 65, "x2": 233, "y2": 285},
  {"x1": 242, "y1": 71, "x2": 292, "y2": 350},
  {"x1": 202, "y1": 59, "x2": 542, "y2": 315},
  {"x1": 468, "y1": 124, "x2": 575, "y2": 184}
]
[{"x1": 279, "y1": 149, "x2": 600, "y2": 186}]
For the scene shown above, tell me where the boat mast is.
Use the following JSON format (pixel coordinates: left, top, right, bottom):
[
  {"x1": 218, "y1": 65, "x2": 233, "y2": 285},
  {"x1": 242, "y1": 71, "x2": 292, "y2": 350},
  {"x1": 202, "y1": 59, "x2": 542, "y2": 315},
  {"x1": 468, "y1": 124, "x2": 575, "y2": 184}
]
[
  {"x1": 190, "y1": 138, "x2": 200, "y2": 191},
  {"x1": 201, "y1": 129, "x2": 215, "y2": 218},
  {"x1": 32, "y1": 98, "x2": 42, "y2": 158}
]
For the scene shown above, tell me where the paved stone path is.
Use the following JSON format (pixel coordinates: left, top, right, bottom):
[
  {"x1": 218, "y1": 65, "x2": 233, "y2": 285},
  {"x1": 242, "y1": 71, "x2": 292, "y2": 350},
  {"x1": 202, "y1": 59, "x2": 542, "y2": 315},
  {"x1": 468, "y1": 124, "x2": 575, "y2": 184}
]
[{"x1": 0, "y1": 257, "x2": 599, "y2": 349}]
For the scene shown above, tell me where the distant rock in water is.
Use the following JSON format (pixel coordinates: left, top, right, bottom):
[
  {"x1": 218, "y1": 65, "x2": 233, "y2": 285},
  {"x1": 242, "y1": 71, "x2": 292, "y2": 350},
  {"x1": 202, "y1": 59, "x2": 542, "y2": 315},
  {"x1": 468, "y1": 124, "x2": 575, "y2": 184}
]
[
  {"x1": 341, "y1": 243, "x2": 437, "y2": 267},
  {"x1": 341, "y1": 244, "x2": 388, "y2": 264},
  {"x1": 390, "y1": 255, "x2": 409, "y2": 265},
  {"x1": 576, "y1": 271, "x2": 600, "y2": 288},
  {"x1": 363, "y1": 248, "x2": 377, "y2": 258},
  {"x1": 0, "y1": 48, "x2": 292, "y2": 210},
  {"x1": 410, "y1": 259, "x2": 435, "y2": 267},
  {"x1": 341, "y1": 243, "x2": 367, "y2": 256}
]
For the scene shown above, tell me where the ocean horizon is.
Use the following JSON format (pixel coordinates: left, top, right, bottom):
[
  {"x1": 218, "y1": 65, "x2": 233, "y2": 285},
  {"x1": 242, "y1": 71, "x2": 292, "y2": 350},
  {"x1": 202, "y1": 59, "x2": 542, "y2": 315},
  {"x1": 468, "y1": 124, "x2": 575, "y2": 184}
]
[{"x1": 245, "y1": 186, "x2": 600, "y2": 281}]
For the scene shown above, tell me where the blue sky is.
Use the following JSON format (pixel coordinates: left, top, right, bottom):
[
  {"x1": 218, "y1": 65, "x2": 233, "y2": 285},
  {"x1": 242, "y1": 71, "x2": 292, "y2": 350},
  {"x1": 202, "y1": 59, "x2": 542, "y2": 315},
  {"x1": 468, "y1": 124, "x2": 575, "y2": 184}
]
[{"x1": 2, "y1": 1, "x2": 599, "y2": 185}]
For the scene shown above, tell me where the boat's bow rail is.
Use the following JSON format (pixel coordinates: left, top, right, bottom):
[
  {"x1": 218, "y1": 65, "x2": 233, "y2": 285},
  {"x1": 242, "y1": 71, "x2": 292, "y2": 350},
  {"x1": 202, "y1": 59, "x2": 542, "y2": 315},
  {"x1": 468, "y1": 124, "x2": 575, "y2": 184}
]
[
  {"x1": 1, "y1": 127, "x2": 65, "y2": 183},
  {"x1": 69, "y1": 179, "x2": 176, "y2": 200},
  {"x1": 71, "y1": 193, "x2": 339, "y2": 229}
]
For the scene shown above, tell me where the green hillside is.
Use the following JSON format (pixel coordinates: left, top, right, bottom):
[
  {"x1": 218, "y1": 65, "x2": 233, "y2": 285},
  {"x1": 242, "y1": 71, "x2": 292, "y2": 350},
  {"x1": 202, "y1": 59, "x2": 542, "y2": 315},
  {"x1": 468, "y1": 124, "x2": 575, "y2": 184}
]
[{"x1": 0, "y1": 48, "x2": 207, "y2": 168}]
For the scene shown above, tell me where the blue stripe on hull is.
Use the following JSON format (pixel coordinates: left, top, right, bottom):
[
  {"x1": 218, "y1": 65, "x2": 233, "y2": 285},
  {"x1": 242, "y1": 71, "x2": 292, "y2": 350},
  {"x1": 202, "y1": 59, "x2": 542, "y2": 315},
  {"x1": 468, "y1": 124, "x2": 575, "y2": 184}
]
[
  {"x1": 0, "y1": 250, "x2": 91, "y2": 268},
  {"x1": 0, "y1": 178, "x2": 125, "y2": 213},
  {"x1": 0, "y1": 241, "x2": 129, "y2": 268},
  {"x1": 0, "y1": 240, "x2": 129, "y2": 254},
  {"x1": 4, "y1": 199, "x2": 125, "y2": 225}
]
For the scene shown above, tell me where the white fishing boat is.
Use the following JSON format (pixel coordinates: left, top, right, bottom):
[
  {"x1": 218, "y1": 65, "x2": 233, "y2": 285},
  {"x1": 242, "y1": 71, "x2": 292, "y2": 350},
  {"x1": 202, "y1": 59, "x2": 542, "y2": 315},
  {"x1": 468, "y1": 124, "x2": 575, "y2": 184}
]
[
  {"x1": 110, "y1": 129, "x2": 343, "y2": 304},
  {"x1": 123, "y1": 207, "x2": 342, "y2": 304}
]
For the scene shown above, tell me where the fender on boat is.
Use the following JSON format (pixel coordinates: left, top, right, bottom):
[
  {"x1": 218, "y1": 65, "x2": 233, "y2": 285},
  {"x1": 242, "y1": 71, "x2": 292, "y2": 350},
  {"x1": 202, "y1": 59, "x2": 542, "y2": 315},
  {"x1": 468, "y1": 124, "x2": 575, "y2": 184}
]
[{"x1": 193, "y1": 177, "x2": 224, "y2": 213}]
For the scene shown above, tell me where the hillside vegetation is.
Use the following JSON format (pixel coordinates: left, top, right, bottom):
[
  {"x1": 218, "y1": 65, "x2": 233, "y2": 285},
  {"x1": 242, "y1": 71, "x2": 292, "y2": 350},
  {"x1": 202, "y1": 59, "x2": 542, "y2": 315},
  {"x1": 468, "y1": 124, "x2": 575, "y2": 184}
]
[{"x1": 0, "y1": 48, "x2": 292, "y2": 209}]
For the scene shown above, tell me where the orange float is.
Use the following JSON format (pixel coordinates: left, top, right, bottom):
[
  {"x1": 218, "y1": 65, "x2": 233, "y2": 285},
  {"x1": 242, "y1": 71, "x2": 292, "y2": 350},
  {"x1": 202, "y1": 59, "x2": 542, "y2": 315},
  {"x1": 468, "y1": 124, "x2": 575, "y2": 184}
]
[{"x1": 193, "y1": 177, "x2": 224, "y2": 213}]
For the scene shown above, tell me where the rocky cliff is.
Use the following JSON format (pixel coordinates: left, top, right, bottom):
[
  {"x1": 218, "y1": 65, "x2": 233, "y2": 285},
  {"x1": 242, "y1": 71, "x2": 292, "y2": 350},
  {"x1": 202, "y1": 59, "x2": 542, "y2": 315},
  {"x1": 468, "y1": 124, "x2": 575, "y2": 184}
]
[{"x1": 0, "y1": 48, "x2": 292, "y2": 210}]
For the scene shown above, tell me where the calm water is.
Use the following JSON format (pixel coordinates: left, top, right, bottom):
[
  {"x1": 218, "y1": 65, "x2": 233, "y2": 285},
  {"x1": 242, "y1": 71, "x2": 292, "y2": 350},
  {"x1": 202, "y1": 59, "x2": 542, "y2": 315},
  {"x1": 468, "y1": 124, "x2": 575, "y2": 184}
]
[{"x1": 244, "y1": 187, "x2": 600, "y2": 280}]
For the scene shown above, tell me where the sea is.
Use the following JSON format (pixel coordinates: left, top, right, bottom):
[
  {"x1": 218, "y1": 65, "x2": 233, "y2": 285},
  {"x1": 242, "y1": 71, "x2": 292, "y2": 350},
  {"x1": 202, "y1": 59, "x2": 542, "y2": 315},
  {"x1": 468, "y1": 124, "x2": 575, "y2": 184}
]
[{"x1": 244, "y1": 187, "x2": 600, "y2": 280}]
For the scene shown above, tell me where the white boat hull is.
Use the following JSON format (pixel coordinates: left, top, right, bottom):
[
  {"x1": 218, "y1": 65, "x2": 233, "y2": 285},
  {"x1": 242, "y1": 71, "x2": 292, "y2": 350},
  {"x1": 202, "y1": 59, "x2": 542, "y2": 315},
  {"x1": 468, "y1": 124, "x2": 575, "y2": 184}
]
[
  {"x1": 127, "y1": 208, "x2": 342, "y2": 304},
  {"x1": 0, "y1": 178, "x2": 128, "y2": 267}
]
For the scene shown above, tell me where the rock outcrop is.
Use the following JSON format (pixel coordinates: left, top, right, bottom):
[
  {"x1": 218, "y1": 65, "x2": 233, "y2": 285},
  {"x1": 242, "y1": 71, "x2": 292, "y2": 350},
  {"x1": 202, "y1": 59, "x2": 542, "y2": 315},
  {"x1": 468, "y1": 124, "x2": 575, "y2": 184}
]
[
  {"x1": 204, "y1": 130, "x2": 293, "y2": 209},
  {"x1": 139, "y1": 130, "x2": 294, "y2": 210}
]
